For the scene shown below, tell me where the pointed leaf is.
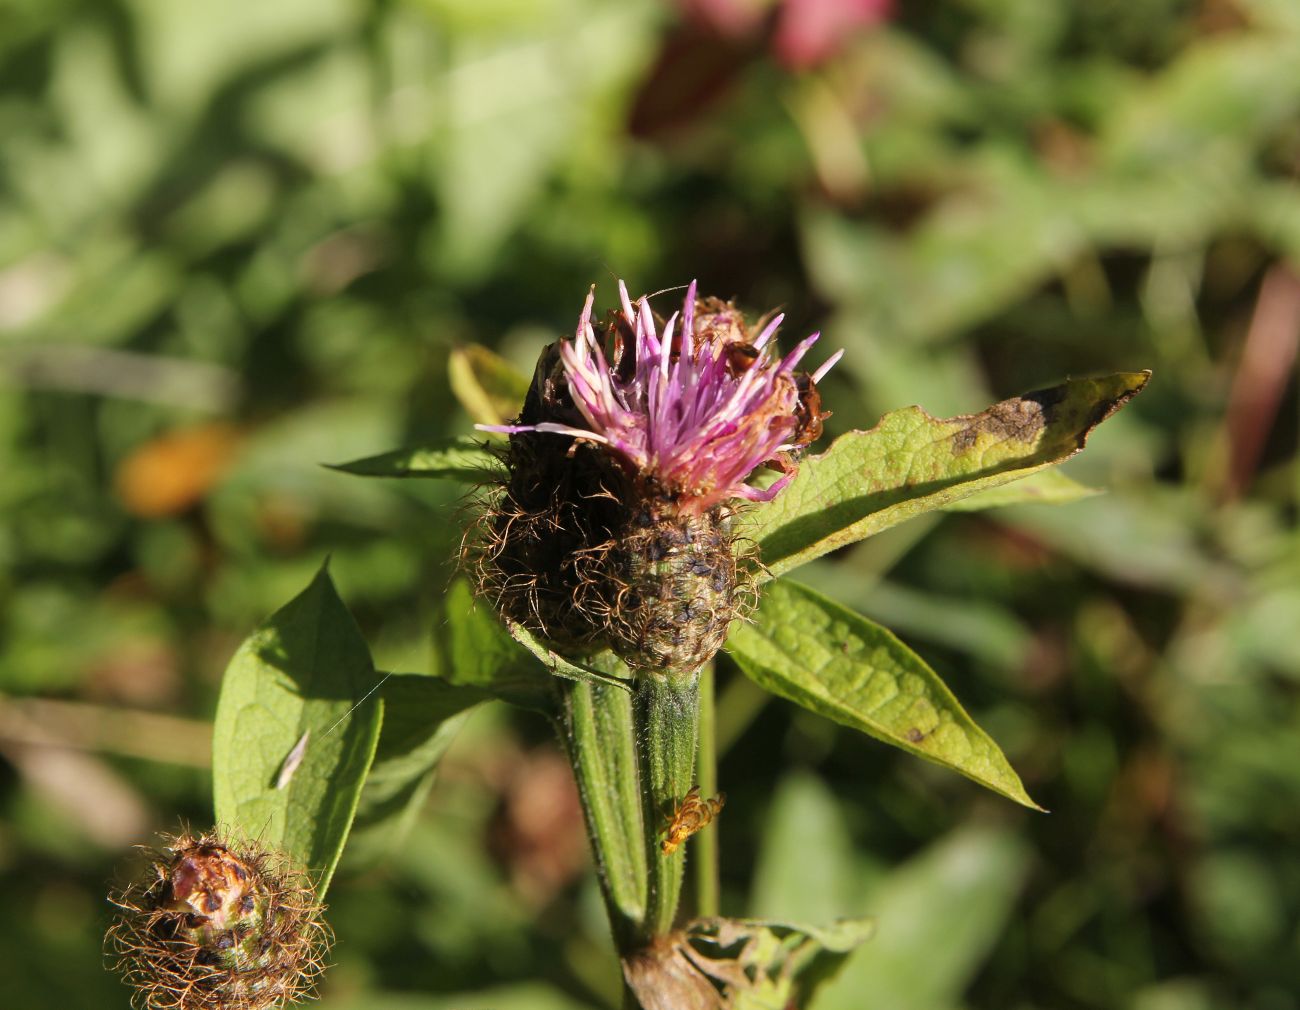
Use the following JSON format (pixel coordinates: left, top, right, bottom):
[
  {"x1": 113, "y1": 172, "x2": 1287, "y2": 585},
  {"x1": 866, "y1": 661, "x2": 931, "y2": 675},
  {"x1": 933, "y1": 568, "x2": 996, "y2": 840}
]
[
  {"x1": 504, "y1": 617, "x2": 634, "y2": 692},
  {"x1": 738, "y1": 372, "x2": 1149, "y2": 577},
  {"x1": 213, "y1": 564, "x2": 384, "y2": 896},
  {"x1": 726, "y1": 579, "x2": 1041, "y2": 809},
  {"x1": 327, "y1": 437, "x2": 502, "y2": 481}
]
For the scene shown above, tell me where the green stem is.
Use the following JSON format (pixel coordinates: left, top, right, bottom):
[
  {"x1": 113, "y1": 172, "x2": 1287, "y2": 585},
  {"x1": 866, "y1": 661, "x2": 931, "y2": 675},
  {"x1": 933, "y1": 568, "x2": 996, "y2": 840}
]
[
  {"x1": 637, "y1": 670, "x2": 701, "y2": 940},
  {"x1": 694, "y1": 662, "x2": 719, "y2": 918},
  {"x1": 559, "y1": 678, "x2": 647, "y2": 952}
]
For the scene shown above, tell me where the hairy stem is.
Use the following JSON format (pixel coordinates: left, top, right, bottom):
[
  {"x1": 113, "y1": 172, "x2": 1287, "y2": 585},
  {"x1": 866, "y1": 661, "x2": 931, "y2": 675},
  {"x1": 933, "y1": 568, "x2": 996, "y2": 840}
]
[
  {"x1": 637, "y1": 670, "x2": 701, "y2": 940},
  {"x1": 694, "y1": 662, "x2": 719, "y2": 918},
  {"x1": 559, "y1": 677, "x2": 647, "y2": 952}
]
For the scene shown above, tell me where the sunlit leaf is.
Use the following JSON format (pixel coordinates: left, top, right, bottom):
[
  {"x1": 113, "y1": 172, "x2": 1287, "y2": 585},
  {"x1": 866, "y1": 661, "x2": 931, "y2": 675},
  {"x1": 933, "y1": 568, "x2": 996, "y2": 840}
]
[
  {"x1": 738, "y1": 372, "x2": 1148, "y2": 578},
  {"x1": 727, "y1": 579, "x2": 1041, "y2": 809},
  {"x1": 212, "y1": 563, "x2": 384, "y2": 897}
]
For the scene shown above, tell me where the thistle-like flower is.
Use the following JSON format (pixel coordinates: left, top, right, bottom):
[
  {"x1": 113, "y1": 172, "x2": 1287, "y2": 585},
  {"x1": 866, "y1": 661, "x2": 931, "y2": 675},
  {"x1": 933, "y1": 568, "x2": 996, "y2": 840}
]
[
  {"x1": 482, "y1": 281, "x2": 841, "y2": 513},
  {"x1": 473, "y1": 281, "x2": 839, "y2": 675},
  {"x1": 106, "y1": 829, "x2": 330, "y2": 1010}
]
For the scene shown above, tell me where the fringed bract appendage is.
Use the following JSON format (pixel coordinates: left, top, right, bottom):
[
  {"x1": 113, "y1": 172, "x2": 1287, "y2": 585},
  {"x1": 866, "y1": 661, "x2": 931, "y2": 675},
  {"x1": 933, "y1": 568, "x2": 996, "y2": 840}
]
[
  {"x1": 107, "y1": 829, "x2": 331, "y2": 1010},
  {"x1": 472, "y1": 281, "x2": 838, "y2": 676}
]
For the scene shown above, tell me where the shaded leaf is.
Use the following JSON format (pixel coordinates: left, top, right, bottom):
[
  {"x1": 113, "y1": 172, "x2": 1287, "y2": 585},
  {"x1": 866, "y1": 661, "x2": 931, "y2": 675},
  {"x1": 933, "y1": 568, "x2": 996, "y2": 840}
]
[
  {"x1": 449, "y1": 343, "x2": 531, "y2": 429},
  {"x1": 810, "y1": 827, "x2": 1028, "y2": 1010},
  {"x1": 750, "y1": 772, "x2": 858, "y2": 924},
  {"x1": 347, "y1": 673, "x2": 484, "y2": 865},
  {"x1": 737, "y1": 372, "x2": 1149, "y2": 578},
  {"x1": 439, "y1": 579, "x2": 555, "y2": 712},
  {"x1": 212, "y1": 564, "x2": 384, "y2": 897},
  {"x1": 326, "y1": 437, "x2": 501, "y2": 481},
  {"x1": 727, "y1": 579, "x2": 1040, "y2": 809}
]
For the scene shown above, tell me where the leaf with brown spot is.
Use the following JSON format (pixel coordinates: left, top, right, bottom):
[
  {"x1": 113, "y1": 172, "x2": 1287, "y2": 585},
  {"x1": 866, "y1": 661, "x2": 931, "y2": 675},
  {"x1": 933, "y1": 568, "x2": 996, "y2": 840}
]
[
  {"x1": 736, "y1": 371, "x2": 1149, "y2": 578},
  {"x1": 727, "y1": 578, "x2": 1042, "y2": 809}
]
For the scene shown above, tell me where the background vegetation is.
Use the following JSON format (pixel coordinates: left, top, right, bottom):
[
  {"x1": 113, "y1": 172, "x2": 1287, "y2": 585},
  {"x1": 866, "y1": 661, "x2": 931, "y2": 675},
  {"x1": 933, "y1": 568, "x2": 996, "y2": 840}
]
[{"x1": 2, "y1": 1, "x2": 1298, "y2": 1007}]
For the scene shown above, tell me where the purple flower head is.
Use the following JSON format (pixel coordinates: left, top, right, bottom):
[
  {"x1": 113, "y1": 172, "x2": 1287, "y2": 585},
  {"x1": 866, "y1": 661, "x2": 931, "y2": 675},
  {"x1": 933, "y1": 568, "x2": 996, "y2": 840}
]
[{"x1": 480, "y1": 281, "x2": 841, "y2": 515}]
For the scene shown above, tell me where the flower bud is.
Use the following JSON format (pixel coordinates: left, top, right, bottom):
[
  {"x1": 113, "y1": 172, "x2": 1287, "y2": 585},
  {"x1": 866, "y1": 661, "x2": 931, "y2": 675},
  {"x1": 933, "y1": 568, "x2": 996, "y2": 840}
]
[
  {"x1": 473, "y1": 282, "x2": 838, "y2": 675},
  {"x1": 106, "y1": 829, "x2": 330, "y2": 1010}
]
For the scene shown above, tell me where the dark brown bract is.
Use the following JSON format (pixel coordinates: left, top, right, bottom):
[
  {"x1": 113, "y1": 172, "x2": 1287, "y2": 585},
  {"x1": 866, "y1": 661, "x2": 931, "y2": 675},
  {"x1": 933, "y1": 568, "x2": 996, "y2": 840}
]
[
  {"x1": 469, "y1": 282, "x2": 840, "y2": 676},
  {"x1": 469, "y1": 356, "x2": 752, "y2": 675}
]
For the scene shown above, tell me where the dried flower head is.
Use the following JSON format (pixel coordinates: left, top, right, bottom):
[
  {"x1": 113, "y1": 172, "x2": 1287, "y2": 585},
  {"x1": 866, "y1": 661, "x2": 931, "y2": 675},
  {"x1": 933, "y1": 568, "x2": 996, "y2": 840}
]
[
  {"x1": 472, "y1": 281, "x2": 838, "y2": 675},
  {"x1": 106, "y1": 828, "x2": 331, "y2": 1010}
]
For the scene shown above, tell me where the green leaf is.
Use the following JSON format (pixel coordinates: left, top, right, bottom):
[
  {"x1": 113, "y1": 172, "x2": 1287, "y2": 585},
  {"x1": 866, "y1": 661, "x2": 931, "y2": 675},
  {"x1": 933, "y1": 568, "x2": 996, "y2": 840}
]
[
  {"x1": 737, "y1": 372, "x2": 1149, "y2": 578},
  {"x1": 726, "y1": 579, "x2": 1041, "y2": 809},
  {"x1": 438, "y1": 578, "x2": 556, "y2": 711},
  {"x1": 991, "y1": 489, "x2": 1234, "y2": 595},
  {"x1": 809, "y1": 827, "x2": 1028, "y2": 1010},
  {"x1": 346, "y1": 673, "x2": 483, "y2": 865},
  {"x1": 449, "y1": 343, "x2": 531, "y2": 429},
  {"x1": 797, "y1": 573, "x2": 1032, "y2": 671},
  {"x1": 212, "y1": 564, "x2": 384, "y2": 897},
  {"x1": 503, "y1": 617, "x2": 634, "y2": 693},
  {"x1": 940, "y1": 467, "x2": 1101, "y2": 512},
  {"x1": 750, "y1": 772, "x2": 859, "y2": 925},
  {"x1": 326, "y1": 437, "x2": 502, "y2": 481}
]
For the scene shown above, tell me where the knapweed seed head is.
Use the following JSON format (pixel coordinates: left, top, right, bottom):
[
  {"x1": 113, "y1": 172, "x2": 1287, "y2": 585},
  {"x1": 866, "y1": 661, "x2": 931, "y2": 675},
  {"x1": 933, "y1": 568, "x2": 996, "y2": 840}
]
[
  {"x1": 106, "y1": 829, "x2": 331, "y2": 1010},
  {"x1": 472, "y1": 281, "x2": 839, "y2": 675}
]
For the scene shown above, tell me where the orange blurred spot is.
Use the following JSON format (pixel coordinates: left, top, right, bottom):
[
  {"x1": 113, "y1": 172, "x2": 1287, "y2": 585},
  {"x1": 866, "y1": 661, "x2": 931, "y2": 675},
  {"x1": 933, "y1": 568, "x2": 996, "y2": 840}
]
[{"x1": 115, "y1": 423, "x2": 243, "y2": 518}]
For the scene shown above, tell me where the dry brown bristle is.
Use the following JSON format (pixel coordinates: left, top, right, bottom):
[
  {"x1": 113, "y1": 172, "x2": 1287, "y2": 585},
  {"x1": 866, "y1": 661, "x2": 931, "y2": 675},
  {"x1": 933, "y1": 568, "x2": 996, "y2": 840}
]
[
  {"x1": 465, "y1": 438, "x2": 758, "y2": 674},
  {"x1": 106, "y1": 828, "x2": 331, "y2": 1010}
]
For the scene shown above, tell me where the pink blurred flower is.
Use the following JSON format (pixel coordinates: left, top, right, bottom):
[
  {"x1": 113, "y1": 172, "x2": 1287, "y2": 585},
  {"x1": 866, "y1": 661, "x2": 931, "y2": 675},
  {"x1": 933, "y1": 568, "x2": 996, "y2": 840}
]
[
  {"x1": 774, "y1": 0, "x2": 892, "y2": 69},
  {"x1": 679, "y1": 0, "x2": 891, "y2": 69}
]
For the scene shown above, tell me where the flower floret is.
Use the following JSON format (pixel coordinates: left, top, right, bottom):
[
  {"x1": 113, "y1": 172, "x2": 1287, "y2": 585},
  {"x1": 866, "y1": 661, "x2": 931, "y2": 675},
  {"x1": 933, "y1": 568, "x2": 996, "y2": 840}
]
[{"x1": 480, "y1": 281, "x2": 839, "y2": 511}]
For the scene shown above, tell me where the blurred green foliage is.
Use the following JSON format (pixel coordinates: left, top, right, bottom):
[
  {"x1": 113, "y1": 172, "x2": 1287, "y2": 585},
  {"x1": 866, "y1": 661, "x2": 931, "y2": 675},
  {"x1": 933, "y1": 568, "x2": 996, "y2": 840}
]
[{"x1": 1, "y1": 0, "x2": 1298, "y2": 1008}]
